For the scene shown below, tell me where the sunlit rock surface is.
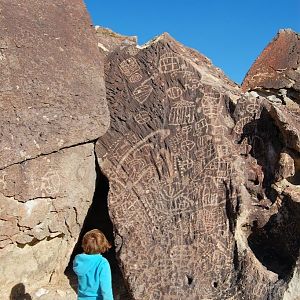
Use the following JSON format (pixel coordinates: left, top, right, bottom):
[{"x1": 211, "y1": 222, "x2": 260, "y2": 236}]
[
  {"x1": 0, "y1": 1, "x2": 108, "y2": 298},
  {"x1": 96, "y1": 32, "x2": 295, "y2": 299},
  {"x1": 0, "y1": 0, "x2": 109, "y2": 169}
]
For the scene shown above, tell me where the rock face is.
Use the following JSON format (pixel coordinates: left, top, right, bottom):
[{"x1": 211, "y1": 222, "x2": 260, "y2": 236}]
[
  {"x1": 242, "y1": 29, "x2": 300, "y2": 300},
  {"x1": 95, "y1": 26, "x2": 137, "y2": 55},
  {"x1": 0, "y1": 0, "x2": 109, "y2": 169},
  {"x1": 242, "y1": 29, "x2": 300, "y2": 93},
  {"x1": 0, "y1": 1, "x2": 108, "y2": 298},
  {"x1": 1, "y1": 2, "x2": 300, "y2": 298},
  {"x1": 96, "y1": 33, "x2": 296, "y2": 299},
  {"x1": 0, "y1": 143, "x2": 97, "y2": 298}
]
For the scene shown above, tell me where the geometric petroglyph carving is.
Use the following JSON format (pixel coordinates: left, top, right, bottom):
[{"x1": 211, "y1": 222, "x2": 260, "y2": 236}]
[
  {"x1": 158, "y1": 53, "x2": 182, "y2": 74},
  {"x1": 129, "y1": 72, "x2": 143, "y2": 83},
  {"x1": 167, "y1": 86, "x2": 183, "y2": 99},
  {"x1": 234, "y1": 116, "x2": 253, "y2": 134},
  {"x1": 200, "y1": 88, "x2": 221, "y2": 119},
  {"x1": 119, "y1": 57, "x2": 140, "y2": 77},
  {"x1": 183, "y1": 71, "x2": 202, "y2": 91},
  {"x1": 169, "y1": 100, "x2": 195, "y2": 125},
  {"x1": 127, "y1": 46, "x2": 140, "y2": 56},
  {"x1": 134, "y1": 111, "x2": 151, "y2": 124},
  {"x1": 97, "y1": 33, "x2": 283, "y2": 300},
  {"x1": 40, "y1": 169, "x2": 61, "y2": 195},
  {"x1": 133, "y1": 84, "x2": 153, "y2": 104}
]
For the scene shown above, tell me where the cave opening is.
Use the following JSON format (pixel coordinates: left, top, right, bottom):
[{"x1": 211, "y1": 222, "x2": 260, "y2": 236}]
[
  {"x1": 248, "y1": 196, "x2": 300, "y2": 280},
  {"x1": 241, "y1": 108, "x2": 284, "y2": 201},
  {"x1": 65, "y1": 155, "x2": 131, "y2": 299}
]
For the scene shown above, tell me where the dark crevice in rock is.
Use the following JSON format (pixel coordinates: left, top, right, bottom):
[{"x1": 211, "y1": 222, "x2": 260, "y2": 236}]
[
  {"x1": 16, "y1": 233, "x2": 65, "y2": 248},
  {"x1": 243, "y1": 108, "x2": 284, "y2": 201},
  {"x1": 248, "y1": 196, "x2": 300, "y2": 280},
  {"x1": 186, "y1": 275, "x2": 193, "y2": 285},
  {"x1": 224, "y1": 180, "x2": 238, "y2": 234},
  {"x1": 65, "y1": 150, "x2": 132, "y2": 299},
  {"x1": 0, "y1": 139, "x2": 98, "y2": 172},
  {"x1": 224, "y1": 94, "x2": 236, "y2": 120}
]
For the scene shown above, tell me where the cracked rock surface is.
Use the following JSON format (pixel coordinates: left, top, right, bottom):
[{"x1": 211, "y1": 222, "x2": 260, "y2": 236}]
[
  {"x1": 0, "y1": 1, "x2": 108, "y2": 298},
  {"x1": 0, "y1": 143, "x2": 96, "y2": 298},
  {"x1": 95, "y1": 32, "x2": 299, "y2": 299},
  {"x1": 242, "y1": 29, "x2": 300, "y2": 300},
  {"x1": 0, "y1": 0, "x2": 109, "y2": 169},
  {"x1": 1, "y1": 1, "x2": 300, "y2": 298}
]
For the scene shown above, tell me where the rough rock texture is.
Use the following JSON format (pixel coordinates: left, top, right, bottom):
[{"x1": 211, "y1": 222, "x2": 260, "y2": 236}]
[
  {"x1": 242, "y1": 29, "x2": 300, "y2": 93},
  {"x1": 0, "y1": 143, "x2": 96, "y2": 298},
  {"x1": 0, "y1": 0, "x2": 109, "y2": 169},
  {"x1": 95, "y1": 33, "x2": 294, "y2": 299},
  {"x1": 1, "y1": 3, "x2": 300, "y2": 297},
  {"x1": 95, "y1": 26, "x2": 137, "y2": 55},
  {"x1": 241, "y1": 29, "x2": 300, "y2": 300},
  {"x1": 0, "y1": 1, "x2": 109, "y2": 298}
]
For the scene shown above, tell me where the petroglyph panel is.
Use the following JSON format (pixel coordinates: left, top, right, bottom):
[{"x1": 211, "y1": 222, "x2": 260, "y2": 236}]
[
  {"x1": 96, "y1": 34, "x2": 282, "y2": 299},
  {"x1": 119, "y1": 57, "x2": 140, "y2": 77},
  {"x1": 133, "y1": 84, "x2": 153, "y2": 104}
]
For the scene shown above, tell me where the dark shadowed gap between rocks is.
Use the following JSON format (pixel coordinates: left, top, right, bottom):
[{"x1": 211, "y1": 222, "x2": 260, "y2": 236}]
[
  {"x1": 248, "y1": 196, "x2": 300, "y2": 280},
  {"x1": 9, "y1": 283, "x2": 32, "y2": 300},
  {"x1": 241, "y1": 108, "x2": 300, "y2": 280},
  {"x1": 65, "y1": 153, "x2": 132, "y2": 300},
  {"x1": 241, "y1": 108, "x2": 284, "y2": 201}
]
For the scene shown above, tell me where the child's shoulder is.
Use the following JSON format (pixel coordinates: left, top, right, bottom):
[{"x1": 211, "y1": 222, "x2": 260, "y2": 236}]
[{"x1": 99, "y1": 255, "x2": 109, "y2": 264}]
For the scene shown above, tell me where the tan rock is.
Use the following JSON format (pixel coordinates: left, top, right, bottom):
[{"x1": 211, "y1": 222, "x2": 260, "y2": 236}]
[
  {"x1": 0, "y1": 143, "x2": 96, "y2": 298},
  {"x1": 276, "y1": 152, "x2": 295, "y2": 181}
]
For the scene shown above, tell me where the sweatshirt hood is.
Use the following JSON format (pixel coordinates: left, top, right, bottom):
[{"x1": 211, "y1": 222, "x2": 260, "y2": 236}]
[{"x1": 73, "y1": 253, "x2": 103, "y2": 276}]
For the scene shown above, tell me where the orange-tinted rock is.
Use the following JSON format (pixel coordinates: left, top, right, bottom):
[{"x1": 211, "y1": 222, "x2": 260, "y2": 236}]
[{"x1": 242, "y1": 29, "x2": 300, "y2": 92}]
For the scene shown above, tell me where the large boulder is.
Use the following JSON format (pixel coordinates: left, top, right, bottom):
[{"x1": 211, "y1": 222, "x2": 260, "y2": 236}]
[
  {"x1": 96, "y1": 33, "x2": 289, "y2": 299},
  {"x1": 242, "y1": 29, "x2": 300, "y2": 300},
  {"x1": 0, "y1": 0, "x2": 109, "y2": 169},
  {"x1": 242, "y1": 29, "x2": 300, "y2": 93},
  {"x1": 0, "y1": 1, "x2": 109, "y2": 298},
  {"x1": 0, "y1": 143, "x2": 96, "y2": 298}
]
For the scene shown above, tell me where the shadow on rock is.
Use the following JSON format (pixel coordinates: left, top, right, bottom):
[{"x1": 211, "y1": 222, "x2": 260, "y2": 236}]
[{"x1": 10, "y1": 283, "x2": 32, "y2": 300}]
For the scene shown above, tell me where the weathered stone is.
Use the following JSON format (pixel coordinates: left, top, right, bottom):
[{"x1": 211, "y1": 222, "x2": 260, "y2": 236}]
[
  {"x1": 0, "y1": 143, "x2": 96, "y2": 299},
  {"x1": 0, "y1": 0, "x2": 109, "y2": 169},
  {"x1": 95, "y1": 26, "x2": 137, "y2": 55},
  {"x1": 0, "y1": 236, "x2": 70, "y2": 298},
  {"x1": 268, "y1": 103, "x2": 300, "y2": 152},
  {"x1": 242, "y1": 29, "x2": 300, "y2": 93},
  {"x1": 96, "y1": 33, "x2": 286, "y2": 299},
  {"x1": 275, "y1": 152, "x2": 295, "y2": 181},
  {"x1": 238, "y1": 29, "x2": 300, "y2": 300},
  {"x1": 1, "y1": 5, "x2": 300, "y2": 298}
]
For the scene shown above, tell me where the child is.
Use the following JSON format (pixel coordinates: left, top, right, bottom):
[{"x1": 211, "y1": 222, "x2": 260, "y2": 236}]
[{"x1": 73, "y1": 229, "x2": 114, "y2": 300}]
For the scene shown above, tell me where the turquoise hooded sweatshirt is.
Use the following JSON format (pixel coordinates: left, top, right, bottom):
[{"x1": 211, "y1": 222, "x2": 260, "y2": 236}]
[{"x1": 73, "y1": 253, "x2": 114, "y2": 300}]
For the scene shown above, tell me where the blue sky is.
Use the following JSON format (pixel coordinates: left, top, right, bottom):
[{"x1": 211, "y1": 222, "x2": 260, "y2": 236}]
[{"x1": 84, "y1": 0, "x2": 300, "y2": 84}]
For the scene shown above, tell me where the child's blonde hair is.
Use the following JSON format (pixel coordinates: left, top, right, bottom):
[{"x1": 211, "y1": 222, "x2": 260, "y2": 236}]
[{"x1": 82, "y1": 229, "x2": 111, "y2": 254}]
